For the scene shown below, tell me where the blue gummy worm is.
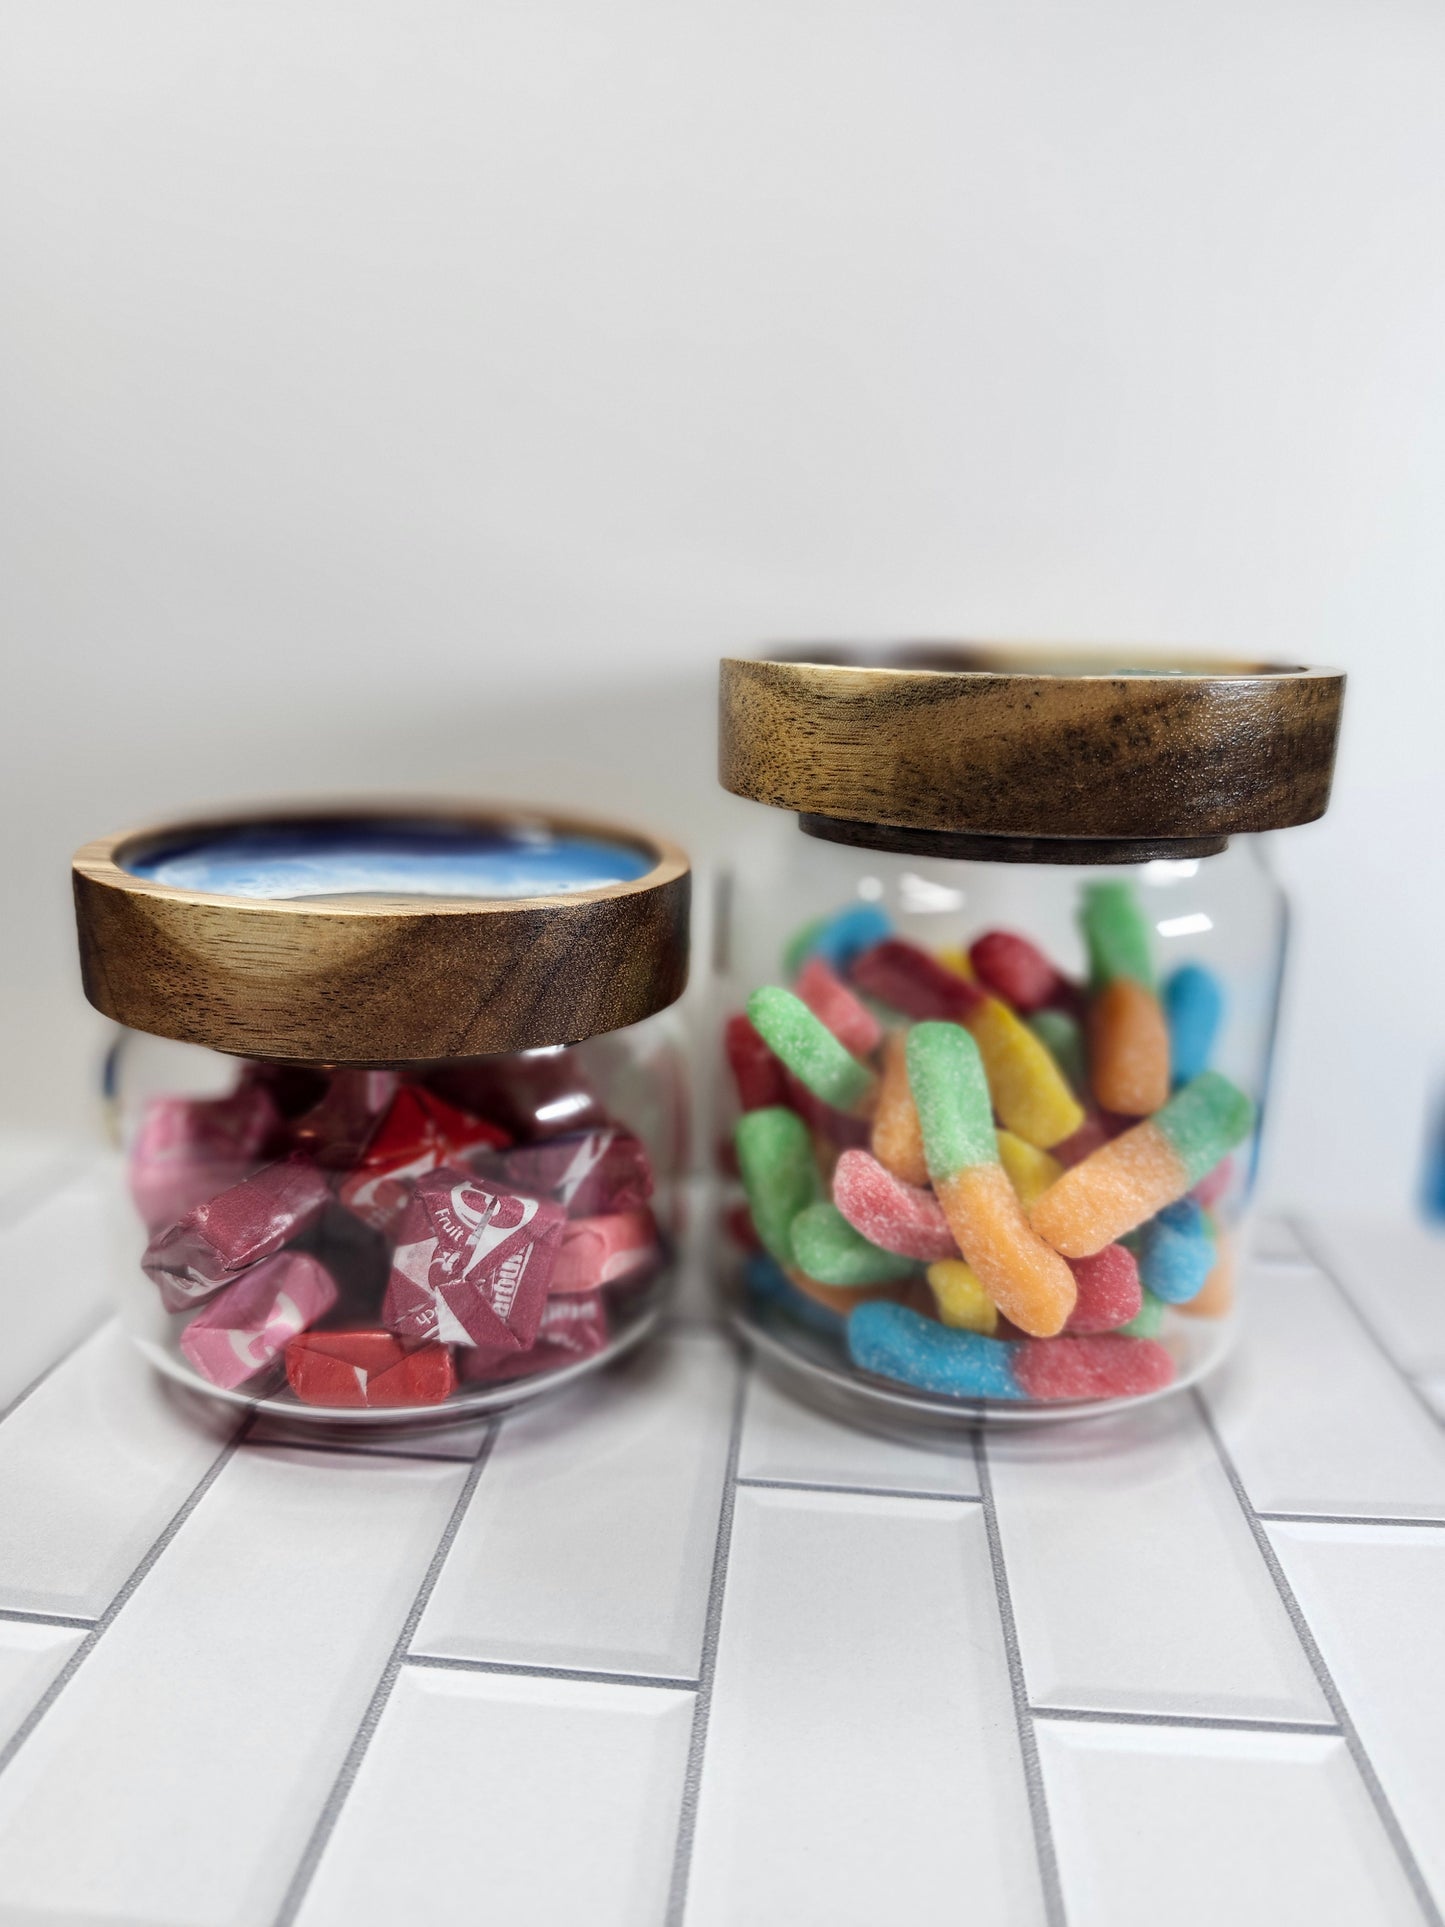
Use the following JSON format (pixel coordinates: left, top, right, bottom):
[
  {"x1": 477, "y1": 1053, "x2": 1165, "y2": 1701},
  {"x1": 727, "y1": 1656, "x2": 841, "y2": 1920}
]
[
  {"x1": 847, "y1": 1301, "x2": 1023, "y2": 1399},
  {"x1": 1164, "y1": 963, "x2": 1225, "y2": 1086},
  {"x1": 809, "y1": 904, "x2": 894, "y2": 972},
  {"x1": 1138, "y1": 1199, "x2": 1216, "y2": 1304},
  {"x1": 744, "y1": 1253, "x2": 845, "y2": 1336}
]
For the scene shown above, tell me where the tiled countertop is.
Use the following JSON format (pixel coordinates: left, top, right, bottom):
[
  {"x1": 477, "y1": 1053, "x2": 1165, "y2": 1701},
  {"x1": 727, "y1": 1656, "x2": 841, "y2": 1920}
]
[{"x1": 1, "y1": 1146, "x2": 1444, "y2": 1926}]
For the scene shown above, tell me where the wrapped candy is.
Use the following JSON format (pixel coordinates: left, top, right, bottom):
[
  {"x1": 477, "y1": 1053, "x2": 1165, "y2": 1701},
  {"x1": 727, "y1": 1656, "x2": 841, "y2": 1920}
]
[
  {"x1": 179, "y1": 1250, "x2": 338, "y2": 1390},
  {"x1": 128, "y1": 1084, "x2": 280, "y2": 1234},
  {"x1": 495, "y1": 1127, "x2": 653, "y2": 1218},
  {"x1": 338, "y1": 1088, "x2": 509, "y2": 1235},
  {"x1": 143, "y1": 1154, "x2": 332, "y2": 1312},
  {"x1": 284, "y1": 1330, "x2": 457, "y2": 1407},
  {"x1": 383, "y1": 1167, "x2": 564, "y2": 1353},
  {"x1": 459, "y1": 1291, "x2": 611, "y2": 1382},
  {"x1": 551, "y1": 1209, "x2": 662, "y2": 1293}
]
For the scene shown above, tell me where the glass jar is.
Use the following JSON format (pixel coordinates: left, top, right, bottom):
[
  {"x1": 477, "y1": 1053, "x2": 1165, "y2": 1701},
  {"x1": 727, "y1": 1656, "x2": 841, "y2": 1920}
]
[
  {"x1": 73, "y1": 804, "x2": 690, "y2": 1433},
  {"x1": 715, "y1": 646, "x2": 1345, "y2": 1428}
]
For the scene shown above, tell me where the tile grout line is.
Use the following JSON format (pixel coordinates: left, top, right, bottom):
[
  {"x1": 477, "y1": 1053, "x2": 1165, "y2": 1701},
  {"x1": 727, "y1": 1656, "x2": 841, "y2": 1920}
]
[
  {"x1": 245, "y1": 1435, "x2": 486, "y2": 1467},
  {"x1": 1032, "y1": 1705, "x2": 1342, "y2": 1736},
  {"x1": 1194, "y1": 1389, "x2": 1445, "y2": 1927},
  {"x1": 270, "y1": 1423, "x2": 499, "y2": 1927},
  {"x1": 0, "y1": 1314, "x2": 115, "y2": 1434},
  {"x1": 1257, "y1": 1511, "x2": 1445, "y2": 1531},
  {"x1": 0, "y1": 1412, "x2": 252, "y2": 1780},
  {"x1": 1288, "y1": 1218, "x2": 1445, "y2": 1432},
  {"x1": 0, "y1": 1608, "x2": 97, "y2": 1632},
  {"x1": 735, "y1": 1475, "x2": 983, "y2": 1505},
  {"x1": 974, "y1": 1432, "x2": 1068, "y2": 1927},
  {"x1": 663, "y1": 1358, "x2": 748, "y2": 1927},
  {"x1": 404, "y1": 1654, "x2": 699, "y2": 1691}
]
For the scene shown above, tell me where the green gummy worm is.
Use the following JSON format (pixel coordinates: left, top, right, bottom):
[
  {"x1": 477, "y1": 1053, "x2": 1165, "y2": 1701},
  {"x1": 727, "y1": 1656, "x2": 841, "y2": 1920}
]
[
  {"x1": 1119, "y1": 1288, "x2": 1166, "y2": 1338},
  {"x1": 1081, "y1": 879, "x2": 1155, "y2": 989},
  {"x1": 1154, "y1": 1071, "x2": 1256, "y2": 1186},
  {"x1": 748, "y1": 985, "x2": 874, "y2": 1112},
  {"x1": 906, "y1": 1021, "x2": 997, "y2": 1181},
  {"x1": 1026, "y1": 1008, "x2": 1086, "y2": 1094},
  {"x1": 791, "y1": 1203, "x2": 920, "y2": 1288},
  {"x1": 734, "y1": 1107, "x2": 823, "y2": 1267}
]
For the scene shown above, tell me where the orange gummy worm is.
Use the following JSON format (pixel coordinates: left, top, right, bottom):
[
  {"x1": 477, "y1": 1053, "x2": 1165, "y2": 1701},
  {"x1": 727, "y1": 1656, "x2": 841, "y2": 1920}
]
[
  {"x1": 871, "y1": 1031, "x2": 930, "y2": 1189},
  {"x1": 934, "y1": 1162, "x2": 1077, "y2": 1337},
  {"x1": 1088, "y1": 978, "x2": 1170, "y2": 1116},
  {"x1": 1030, "y1": 1120, "x2": 1185, "y2": 1258}
]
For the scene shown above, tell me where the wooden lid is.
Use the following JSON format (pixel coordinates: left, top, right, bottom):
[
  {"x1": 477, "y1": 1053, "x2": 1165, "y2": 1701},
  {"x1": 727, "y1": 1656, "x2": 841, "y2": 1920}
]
[
  {"x1": 73, "y1": 800, "x2": 691, "y2": 1063},
  {"x1": 720, "y1": 645, "x2": 1345, "y2": 861}
]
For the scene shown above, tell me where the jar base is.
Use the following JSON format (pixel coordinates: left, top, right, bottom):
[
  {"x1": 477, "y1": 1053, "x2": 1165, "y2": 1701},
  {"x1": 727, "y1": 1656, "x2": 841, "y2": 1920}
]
[{"x1": 727, "y1": 1282, "x2": 1237, "y2": 1442}]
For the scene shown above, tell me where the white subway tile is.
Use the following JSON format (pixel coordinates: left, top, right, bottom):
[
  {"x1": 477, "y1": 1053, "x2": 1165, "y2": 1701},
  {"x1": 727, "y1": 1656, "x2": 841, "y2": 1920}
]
[
  {"x1": 414, "y1": 1331, "x2": 737, "y2": 1681},
  {"x1": 0, "y1": 1445, "x2": 468, "y2": 1927},
  {"x1": 684, "y1": 1486, "x2": 1044, "y2": 1927},
  {"x1": 737, "y1": 1370, "x2": 979, "y2": 1497},
  {"x1": 296, "y1": 1666, "x2": 692, "y2": 1927},
  {"x1": 1205, "y1": 1266, "x2": 1445, "y2": 1519},
  {"x1": 0, "y1": 1621, "x2": 85, "y2": 1750},
  {"x1": 0, "y1": 1322, "x2": 237, "y2": 1618},
  {"x1": 987, "y1": 1404, "x2": 1325, "y2": 1720},
  {"x1": 1308, "y1": 1219, "x2": 1445, "y2": 1376},
  {"x1": 0, "y1": 1132, "x2": 87, "y2": 1226},
  {"x1": 1038, "y1": 1718, "x2": 1421, "y2": 1927},
  {"x1": 246, "y1": 1414, "x2": 492, "y2": 1461},
  {"x1": 1250, "y1": 1216, "x2": 1312, "y2": 1265},
  {"x1": 1268, "y1": 1519, "x2": 1445, "y2": 1906},
  {"x1": 0, "y1": 1175, "x2": 114, "y2": 1413}
]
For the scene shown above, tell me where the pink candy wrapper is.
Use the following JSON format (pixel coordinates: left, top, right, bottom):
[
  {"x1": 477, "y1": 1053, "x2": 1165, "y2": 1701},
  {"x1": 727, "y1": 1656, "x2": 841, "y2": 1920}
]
[
  {"x1": 128, "y1": 1085, "x2": 280, "y2": 1234},
  {"x1": 459, "y1": 1291, "x2": 610, "y2": 1382},
  {"x1": 383, "y1": 1168, "x2": 564, "y2": 1352},
  {"x1": 497, "y1": 1128, "x2": 653, "y2": 1218},
  {"x1": 551, "y1": 1209, "x2": 661, "y2": 1293},
  {"x1": 289, "y1": 1070, "x2": 400, "y2": 1170},
  {"x1": 143, "y1": 1154, "x2": 333, "y2": 1312},
  {"x1": 179, "y1": 1250, "x2": 339, "y2": 1390}
]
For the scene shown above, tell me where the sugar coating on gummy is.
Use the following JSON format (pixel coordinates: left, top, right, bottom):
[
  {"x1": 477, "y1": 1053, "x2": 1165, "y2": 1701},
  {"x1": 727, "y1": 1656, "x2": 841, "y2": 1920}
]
[
  {"x1": 784, "y1": 903, "x2": 893, "y2": 977},
  {"x1": 143, "y1": 1154, "x2": 333, "y2": 1312},
  {"x1": 747, "y1": 986, "x2": 876, "y2": 1114},
  {"x1": 832, "y1": 1148, "x2": 957, "y2": 1261},
  {"x1": 794, "y1": 956, "x2": 883, "y2": 1060},
  {"x1": 791, "y1": 1201, "x2": 920, "y2": 1287},
  {"x1": 870, "y1": 1031, "x2": 930, "y2": 1188},
  {"x1": 1027, "y1": 1010, "x2": 1086, "y2": 1095},
  {"x1": 1118, "y1": 1287, "x2": 1166, "y2": 1338},
  {"x1": 734, "y1": 1107, "x2": 822, "y2": 1267},
  {"x1": 494, "y1": 1127, "x2": 654, "y2": 1218},
  {"x1": 849, "y1": 940, "x2": 984, "y2": 1024},
  {"x1": 284, "y1": 1329, "x2": 457, "y2": 1407},
  {"x1": 550, "y1": 1209, "x2": 661, "y2": 1293},
  {"x1": 1012, "y1": 1333, "x2": 1175, "y2": 1401},
  {"x1": 1088, "y1": 977, "x2": 1171, "y2": 1116},
  {"x1": 996, "y1": 1132, "x2": 1064, "y2": 1212},
  {"x1": 925, "y1": 1259, "x2": 998, "y2": 1334},
  {"x1": 848, "y1": 1301, "x2": 1022, "y2": 1400},
  {"x1": 384, "y1": 1168, "x2": 564, "y2": 1352},
  {"x1": 179, "y1": 1250, "x2": 338, "y2": 1390},
  {"x1": 967, "y1": 998, "x2": 1085, "y2": 1148},
  {"x1": 128, "y1": 1083, "x2": 279, "y2": 1234},
  {"x1": 1081, "y1": 879, "x2": 1156, "y2": 989},
  {"x1": 1065, "y1": 1244, "x2": 1143, "y2": 1333},
  {"x1": 460, "y1": 1289, "x2": 611, "y2": 1380},
  {"x1": 724, "y1": 1014, "x2": 790, "y2": 1112},
  {"x1": 969, "y1": 930, "x2": 1067, "y2": 1012},
  {"x1": 1029, "y1": 1072, "x2": 1254, "y2": 1257},
  {"x1": 1179, "y1": 1233, "x2": 1234, "y2": 1318},
  {"x1": 1164, "y1": 963, "x2": 1225, "y2": 1085},
  {"x1": 907, "y1": 1022, "x2": 1077, "y2": 1337},
  {"x1": 1138, "y1": 1198, "x2": 1216, "y2": 1303}
]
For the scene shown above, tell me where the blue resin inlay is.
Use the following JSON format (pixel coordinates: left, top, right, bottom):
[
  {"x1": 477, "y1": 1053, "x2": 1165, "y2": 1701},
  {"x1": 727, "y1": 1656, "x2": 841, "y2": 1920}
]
[{"x1": 126, "y1": 820, "x2": 652, "y2": 902}]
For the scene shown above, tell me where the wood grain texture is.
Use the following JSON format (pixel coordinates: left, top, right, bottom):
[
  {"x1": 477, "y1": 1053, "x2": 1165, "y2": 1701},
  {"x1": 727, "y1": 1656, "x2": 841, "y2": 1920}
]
[
  {"x1": 720, "y1": 648, "x2": 1345, "y2": 845},
  {"x1": 72, "y1": 802, "x2": 690, "y2": 1063}
]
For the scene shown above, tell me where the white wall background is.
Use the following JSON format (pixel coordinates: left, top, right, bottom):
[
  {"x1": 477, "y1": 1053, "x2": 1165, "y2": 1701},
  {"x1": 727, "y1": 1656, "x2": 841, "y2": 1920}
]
[{"x1": 1, "y1": 0, "x2": 1442, "y2": 1213}]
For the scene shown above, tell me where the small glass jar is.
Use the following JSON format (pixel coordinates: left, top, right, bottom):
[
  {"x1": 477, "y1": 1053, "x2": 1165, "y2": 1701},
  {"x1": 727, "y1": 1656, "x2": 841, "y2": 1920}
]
[
  {"x1": 715, "y1": 646, "x2": 1344, "y2": 1429},
  {"x1": 73, "y1": 803, "x2": 690, "y2": 1434}
]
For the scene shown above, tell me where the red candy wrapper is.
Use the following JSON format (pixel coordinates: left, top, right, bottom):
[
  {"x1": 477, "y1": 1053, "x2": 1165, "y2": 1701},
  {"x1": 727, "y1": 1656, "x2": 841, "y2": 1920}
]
[
  {"x1": 424, "y1": 1050, "x2": 608, "y2": 1143},
  {"x1": 143, "y1": 1154, "x2": 333, "y2": 1312},
  {"x1": 284, "y1": 1329, "x2": 457, "y2": 1408},
  {"x1": 338, "y1": 1088, "x2": 509, "y2": 1235},
  {"x1": 551, "y1": 1209, "x2": 661, "y2": 1293},
  {"x1": 383, "y1": 1167, "x2": 564, "y2": 1352},
  {"x1": 496, "y1": 1128, "x2": 653, "y2": 1218},
  {"x1": 179, "y1": 1249, "x2": 339, "y2": 1390},
  {"x1": 458, "y1": 1291, "x2": 610, "y2": 1383},
  {"x1": 128, "y1": 1084, "x2": 280, "y2": 1234},
  {"x1": 289, "y1": 1070, "x2": 401, "y2": 1170}
]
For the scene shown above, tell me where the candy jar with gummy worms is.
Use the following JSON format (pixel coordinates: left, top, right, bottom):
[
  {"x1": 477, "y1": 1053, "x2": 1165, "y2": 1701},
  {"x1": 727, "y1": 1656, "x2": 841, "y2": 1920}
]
[
  {"x1": 714, "y1": 647, "x2": 1344, "y2": 1430},
  {"x1": 73, "y1": 802, "x2": 690, "y2": 1434}
]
